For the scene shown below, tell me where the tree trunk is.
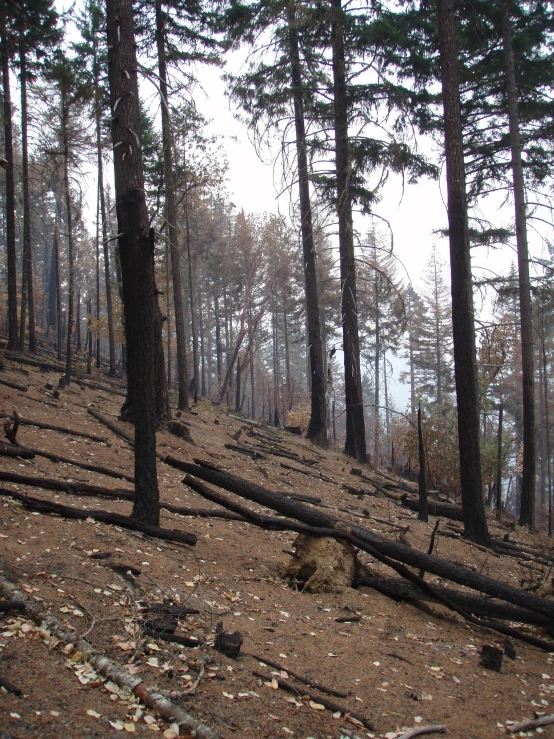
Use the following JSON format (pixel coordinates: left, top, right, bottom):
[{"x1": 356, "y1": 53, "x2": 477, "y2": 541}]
[
  {"x1": 87, "y1": 295, "x2": 93, "y2": 374},
  {"x1": 215, "y1": 293, "x2": 222, "y2": 383},
  {"x1": 54, "y1": 197, "x2": 63, "y2": 362},
  {"x1": 62, "y1": 92, "x2": 75, "y2": 385},
  {"x1": 418, "y1": 403, "x2": 428, "y2": 522},
  {"x1": 75, "y1": 289, "x2": 81, "y2": 352},
  {"x1": 185, "y1": 177, "x2": 199, "y2": 404},
  {"x1": 501, "y1": 0, "x2": 535, "y2": 529},
  {"x1": 433, "y1": 259, "x2": 442, "y2": 404},
  {"x1": 106, "y1": 0, "x2": 162, "y2": 525},
  {"x1": 92, "y1": 26, "x2": 116, "y2": 375},
  {"x1": 331, "y1": 0, "x2": 367, "y2": 463},
  {"x1": 235, "y1": 356, "x2": 241, "y2": 413},
  {"x1": 436, "y1": 0, "x2": 489, "y2": 544},
  {"x1": 19, "y1": 38, "x2": 35, "y2": 352},
  {"x1": 407, "y1": 285, "x2": 416, "y2": 417},
  {"x1": 374, "y1": 247, "x2": 380, "y2": 464},
  {"x1": 47, "y1": 231, "x2": 57, "y2": 333},
  {"x1": 95, "y1": 174, "x2": 101, "y2": 368},
  {"x1": 1, "y1": 14, "x2": 18, "y2": 351},
  {"x1": 199, "y1": 292, "x2": 207, "y2": 397},
  {"x1": 287, "y1": 2, "x2": 327, "y2": 446},
  {"x1": 165, "y1": 241, "x2": 172, "y2": 389},
  {"x1": 496, "y1": 404, "x2": 504, "y2": 520},
  {"x1": 155, "y1": 0, "x2": 189, "y2": 411}
]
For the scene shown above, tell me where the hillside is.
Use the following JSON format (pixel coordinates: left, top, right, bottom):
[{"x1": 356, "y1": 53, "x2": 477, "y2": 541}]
[{"x1": 1, "y1": 349, "x2": 554, "y2": 739}]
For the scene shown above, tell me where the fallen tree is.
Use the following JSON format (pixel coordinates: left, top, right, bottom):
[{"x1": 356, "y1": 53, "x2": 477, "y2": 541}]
[
  {"x1": 179, "y1": 469, "x2": 554, "y2": 650},
  {"x1": 173, "y1": 460, "x2": 554, "y2": 622},
  {"x1": 354, "y1": 571, "x2": 551, "y2": 627},
  {"x1": 0, "y1": 442, "x2": 135, "y2": 483},
  {"x1": 0, "y1": 488, "x2": 197, "y2": 546},
  {"x1": 0, "y1": 412, "x2": 107, "y2": 442}
]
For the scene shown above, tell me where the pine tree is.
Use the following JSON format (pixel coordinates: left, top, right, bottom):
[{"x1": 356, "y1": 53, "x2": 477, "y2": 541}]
[
  {"x1": 436, "y1": 0, "x2": 489, "y2": 544},
  {"x1": 106, "y1": 0, "x2": 163, "y2": 524}
]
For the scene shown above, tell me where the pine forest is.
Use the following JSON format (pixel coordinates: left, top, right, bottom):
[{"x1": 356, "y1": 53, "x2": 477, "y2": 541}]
[{"x1": 2, "y1": 1, "x2": 554, "y2": 737}]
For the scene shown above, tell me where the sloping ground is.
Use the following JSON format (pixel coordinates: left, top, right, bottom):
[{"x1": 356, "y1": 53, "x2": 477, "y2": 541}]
[{"x1": 1, "y1": 346, "x2": 554, "y2": 739}]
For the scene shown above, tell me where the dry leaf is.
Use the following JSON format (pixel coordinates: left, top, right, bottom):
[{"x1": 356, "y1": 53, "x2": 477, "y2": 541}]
[
  {"x1": 124, "y1": 722, "x2": 136, "y2": 733},
  {"x1": 309, "y1": 701, "x2": 325, "y2": 711},
  {"x1": 109, "y1": 720, "x2": 125, "y2": 730},
  {"x1": 271, "y1": 678, "x2": 279, "y2": 690}
]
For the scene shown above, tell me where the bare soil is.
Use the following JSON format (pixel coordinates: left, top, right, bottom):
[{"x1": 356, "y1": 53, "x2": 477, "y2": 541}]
[{"x1": 1, "y1": 349, "x2": 554, "y2": 739}]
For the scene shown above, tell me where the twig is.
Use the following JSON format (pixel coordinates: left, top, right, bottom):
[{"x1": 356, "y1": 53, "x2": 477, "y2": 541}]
[
  {"x1": 507, "y1": 714, "x2": 554, "y2": 733},
  {"x1": 185, "y1": 648, "x2": 208, "y2": 695},
  {"x1": 248, "y1": 652, "x2": 349, "y2": 698},
  {"x1": 252, "y1": 670, "x2": 373, "y2": 730},
  {"x1": 398, "y1": 726, "x2": 447, "y2": 739}
]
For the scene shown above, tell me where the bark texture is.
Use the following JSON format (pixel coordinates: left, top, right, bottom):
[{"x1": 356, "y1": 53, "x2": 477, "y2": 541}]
[
  {"x1": 106, "y1": 0, "x2": 163, "y2": 524},
  {"x1": 288, "y1": 3, "x2": 327, "y2": 447},
  {"x1": 436, "y1": 0, "x2": 489, "y2": 544},
  {"x1": 1, "y1": 12, "x2": 18, "y2": 350},
  {"x1": 331, "y1": 0, "x2": 367, "y2": 463},
  {"x1": 156, "y1": 0, "x2": 189, "y2": 411}
]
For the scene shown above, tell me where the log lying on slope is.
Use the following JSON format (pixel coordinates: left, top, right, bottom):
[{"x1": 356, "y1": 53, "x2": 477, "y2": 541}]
[
  {"x1": 400, "y1": 494, "x2": 465, "y2": 522},
  {"x1": 354, "y1": 571, "x2": 552, "y2": 627},
  {"x1": 0, "y1": 442, "x2": 134, "y2": 483},
  {"x1": 0, "y1": 413, "x2": 107, "y2": 442},
  {"x1": 180, "y1": 470, "x2": 554, "y2": 650},
  {"x1": 0, "y1": 470, "x2": 133, "y2": 501},
  {"x1": 172, "y1": 460, "x2": 554, "y2": 621},
  {"x1": 0, "y1": 488, "x2": 197, "y2": 545}
]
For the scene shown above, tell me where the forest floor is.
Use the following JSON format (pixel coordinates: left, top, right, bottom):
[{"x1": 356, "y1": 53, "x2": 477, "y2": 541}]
[{"x1": 1, "y1": 346, "x2": 554, "y2": 739}]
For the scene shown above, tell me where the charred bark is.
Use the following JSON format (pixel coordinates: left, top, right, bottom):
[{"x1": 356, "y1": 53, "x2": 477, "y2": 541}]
[{"x1": 436, "y1": 0, "x2": 489, "y2": 544}]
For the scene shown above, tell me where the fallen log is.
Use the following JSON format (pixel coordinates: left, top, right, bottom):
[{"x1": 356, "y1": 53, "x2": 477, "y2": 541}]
[
  {"x1": 176, "y1": 462, "x2": 554, "y2": 622},
  {"x1": 0, "y1": 488, "x2": 197, "y2": 546},
  {"x1": 400, "y1": 494, "x2": 464, "y2": 522},
  {"x1": 182, "y1": 473, "x2": 554, "y2": 650},
  {"x1": 0, "y1": 377, "x2": 28, "y2": 391},
  {"x1": 224, "y1": 442, "x2": 266, "y2": 460},
  {"x1": 355, "y1": 571, "x2": 552, "y2": 627},
  {"x1": 87, "y1": 407, "x2": 134, "y2": 446},
  {"x1": 0, "y1": 467, "x2": 244, "y2": 523},
  {"x1": 0, "y1": 442, "x2": 134, "y2": 483},
  {"x1": 0, "y1": 443, "x2": 35, "y2": 459},
  {"x1": 0, "y1": 413, "x2": 107, "y2": 443},
  {"x1": 0, "y1": 470, "x2": 133, "y2": 501}
]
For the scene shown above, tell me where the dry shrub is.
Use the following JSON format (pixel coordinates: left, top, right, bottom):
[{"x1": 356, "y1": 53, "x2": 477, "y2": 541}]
[
  {"x1": 286, "y1": 403, "x2": 311, "y2": 433},
  {"x1": 403, "y1": 405, "x2": 461, "y2": 498}
]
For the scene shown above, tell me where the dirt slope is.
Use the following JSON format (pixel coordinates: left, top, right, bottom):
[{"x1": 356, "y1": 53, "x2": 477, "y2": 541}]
[{"x1": 1, "y1": 348, "x2": 554, "y2": 739}]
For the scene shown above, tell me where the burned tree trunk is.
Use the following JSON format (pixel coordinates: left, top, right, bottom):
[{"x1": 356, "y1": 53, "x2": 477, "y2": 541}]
[{"x1": 106, "y1": 0, "x2": 163, "y2": 525}]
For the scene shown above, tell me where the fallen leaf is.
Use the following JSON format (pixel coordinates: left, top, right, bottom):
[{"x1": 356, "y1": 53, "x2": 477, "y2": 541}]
[
  {"x1": 124, "y1": 722, "x2": 136, "y2": 733},
  {"x1": 309, "y1": 701, "x2": 325, "y2": 711},
  {"x1": 109, "y1": 720, "x2": 125, "y2": 730}
]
